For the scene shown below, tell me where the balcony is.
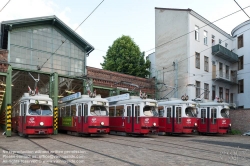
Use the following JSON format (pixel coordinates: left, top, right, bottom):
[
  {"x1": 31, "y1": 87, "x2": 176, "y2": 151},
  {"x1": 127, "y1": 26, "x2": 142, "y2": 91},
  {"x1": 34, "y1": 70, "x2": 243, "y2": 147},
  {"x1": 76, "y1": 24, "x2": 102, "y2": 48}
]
[
  {"x1": 212, "y1": 44, "x2": 238, "y2": 63},
  {"x1": 212, "y1": 70, "x2": 237, "y2": 85}
]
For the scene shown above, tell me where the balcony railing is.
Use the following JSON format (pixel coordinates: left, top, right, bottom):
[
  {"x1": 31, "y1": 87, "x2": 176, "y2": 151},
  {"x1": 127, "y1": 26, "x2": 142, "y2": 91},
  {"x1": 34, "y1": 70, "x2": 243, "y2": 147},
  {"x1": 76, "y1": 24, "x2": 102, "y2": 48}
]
[
  {"x1": 212, "y1": 44, "x2": 238, "y2": 63},
  {"x1": 212, "y1": 71, "x2": 237, "y2": 85}
]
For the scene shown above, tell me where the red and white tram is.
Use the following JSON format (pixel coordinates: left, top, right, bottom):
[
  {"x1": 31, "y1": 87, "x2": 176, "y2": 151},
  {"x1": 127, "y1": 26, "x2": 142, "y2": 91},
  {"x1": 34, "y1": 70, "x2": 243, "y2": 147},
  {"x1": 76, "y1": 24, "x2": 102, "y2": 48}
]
[
  {"x1": 196, "y1": 99, "x2": 231, "y2": 134},
  {"x1": 12, "y1": 92, "x2": 54, "y2": 137},
  {"x1": 158, "y1": 96, "x2": 198, "y2": 135},
  {"x1": 107, "y1": 93, "x2": 159, "y2": 136},
  {"x1": 58, "y1": 92, "x2": 109, "y2": 136}
]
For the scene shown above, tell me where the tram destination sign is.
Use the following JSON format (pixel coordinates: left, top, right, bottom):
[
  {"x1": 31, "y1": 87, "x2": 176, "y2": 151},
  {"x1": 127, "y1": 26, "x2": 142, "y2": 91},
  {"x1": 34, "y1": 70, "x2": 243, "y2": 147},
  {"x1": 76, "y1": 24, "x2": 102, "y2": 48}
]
[
  {"x1": 60, "y1": 92, "x2": 81, "y2": 103},
  {"x1": 106, "y1": 93, "x2": 130, "y2": 102}
]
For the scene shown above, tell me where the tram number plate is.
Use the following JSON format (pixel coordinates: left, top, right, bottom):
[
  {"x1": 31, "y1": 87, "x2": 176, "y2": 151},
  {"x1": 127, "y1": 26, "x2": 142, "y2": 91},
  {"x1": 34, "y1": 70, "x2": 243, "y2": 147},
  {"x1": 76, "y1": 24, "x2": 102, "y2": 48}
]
[{"x1": 39, "y1": 131, "x2": 45, "y2": 134}]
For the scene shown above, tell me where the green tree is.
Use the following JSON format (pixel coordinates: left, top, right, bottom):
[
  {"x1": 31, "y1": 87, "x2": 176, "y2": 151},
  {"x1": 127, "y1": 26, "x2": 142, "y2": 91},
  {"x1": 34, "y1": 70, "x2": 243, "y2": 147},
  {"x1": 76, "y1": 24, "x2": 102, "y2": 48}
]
[{"x1": 101, "y1": 35, "x2": 150, "y2": 78}]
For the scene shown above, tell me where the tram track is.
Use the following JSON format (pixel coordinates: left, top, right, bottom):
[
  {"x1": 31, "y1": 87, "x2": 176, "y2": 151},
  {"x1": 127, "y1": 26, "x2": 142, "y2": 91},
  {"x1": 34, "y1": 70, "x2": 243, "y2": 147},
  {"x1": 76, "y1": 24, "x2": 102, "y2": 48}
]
[
  {"x1": 106, "y1": 134, "x2": 243, "y2": 153},
  {"x1": 27, "y1": 138, "x2": 77, "y2": 166},
  {"x1": 48, "y1": 136, "x2": 140, "y2": 166},
  {"x1": 87, "y1": 135, "x2": 241, "y2": 166}
]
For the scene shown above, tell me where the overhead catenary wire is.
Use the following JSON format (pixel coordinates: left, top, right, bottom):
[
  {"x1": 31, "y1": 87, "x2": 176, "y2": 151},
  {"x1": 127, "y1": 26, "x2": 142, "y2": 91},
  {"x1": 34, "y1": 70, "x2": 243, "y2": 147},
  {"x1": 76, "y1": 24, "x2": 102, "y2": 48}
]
[
  {"x1": 0, "y1": 0, "x2": 10, "y2": 13},
  {"x1": 39, "y1": 0, "x2": 105, "y2": 70},
  {"x1": 150, "y1": 25, "x2": 250, "y2": 79},
  {"x1": 234, "y1": 0, "x2": 250, "y2": 19},
  {"x1": 145, "y1": 5, "x2": 250, "y2": 54}
]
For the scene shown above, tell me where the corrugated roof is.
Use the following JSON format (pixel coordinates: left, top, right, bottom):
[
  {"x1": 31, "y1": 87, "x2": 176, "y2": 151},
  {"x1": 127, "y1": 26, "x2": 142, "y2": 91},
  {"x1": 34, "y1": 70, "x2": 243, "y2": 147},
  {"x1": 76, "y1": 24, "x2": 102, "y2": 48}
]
[{"x1": 1, "y1": 15, "x2": 94, "y2": 54}]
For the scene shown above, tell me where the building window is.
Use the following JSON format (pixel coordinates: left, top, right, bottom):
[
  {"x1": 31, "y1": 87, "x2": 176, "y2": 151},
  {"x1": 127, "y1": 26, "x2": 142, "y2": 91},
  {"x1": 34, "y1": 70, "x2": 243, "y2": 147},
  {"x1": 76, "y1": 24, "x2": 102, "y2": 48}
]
[
  {"x1": 238, "y1": 56, "x2": 244, "y2": 70},
  {"x1": 196, "y1": 81, "x2": 200, "y2": 98},
  {"x1": 204, "y1": 56, "x2": 209, "y2": 72},
  {"x1": 212, "y1": 35, "x2": 215, "y2": 46},
  {"x1": 226, "y1": 65, "x2": 229, "y2": 79},
  {"x1": 238, "y1": 79, "x2": 244, "y2": 93},
  {"x1": 225, "y1": 43, "x2": 228, "y2": 48},
  {"x1": 195, "y1": 52, "x2": 200, "y2": 69},
  {"x1": 219, "y1": 62, "x2": 223, "y2": 77},
  {"x1": 195, "y1": 26, "x2": 199, "y2": 41},
  {"x1": 219, "y1": 39, "x2": 222, "y2": 44},
  {"x1": 226, "y1": 89, "x2": 229, "y2": 103},
  {"x1": 204, "y1": 83, "x2": 209, "y2": 99},
  {"x1": 204, "y1": 31, "x2": 207, "y2": 45},
  {"x1": 212, "y1": 85, "x2": 216, "y2": 100},
  {"x1": 238, "y1": 35, "x2": 243, "y2": 49},
  {"x1": 219, "y1": 87, "x2": 223, "y2": 99},
  {"x1": 230, "y1": 93, "x2": 234, "y2": 103}
]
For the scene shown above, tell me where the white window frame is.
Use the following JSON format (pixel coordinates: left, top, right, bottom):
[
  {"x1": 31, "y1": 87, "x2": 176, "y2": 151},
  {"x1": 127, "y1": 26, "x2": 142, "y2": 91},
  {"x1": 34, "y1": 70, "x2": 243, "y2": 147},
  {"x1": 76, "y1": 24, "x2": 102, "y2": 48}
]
[
  {"x1": 204, "y1": 31, "x2": 207, "y2": 45},
  {"x1": 195, "y1": 26, "x2": 199, "y2": 41}
]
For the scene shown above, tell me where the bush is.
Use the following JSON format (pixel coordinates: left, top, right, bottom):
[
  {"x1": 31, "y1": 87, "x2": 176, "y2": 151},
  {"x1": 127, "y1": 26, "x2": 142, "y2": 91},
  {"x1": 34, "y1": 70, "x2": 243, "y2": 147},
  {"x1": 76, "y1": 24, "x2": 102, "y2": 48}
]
[{"x1": 229, "y1": 129, "x2": 241, "y2": 135}]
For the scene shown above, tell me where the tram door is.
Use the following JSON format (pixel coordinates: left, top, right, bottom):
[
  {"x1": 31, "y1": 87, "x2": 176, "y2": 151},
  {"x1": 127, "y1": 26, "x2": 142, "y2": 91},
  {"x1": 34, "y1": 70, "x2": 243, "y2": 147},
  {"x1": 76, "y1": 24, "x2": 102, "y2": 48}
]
[
  {"x1": 19, "y1": 102, "x2": 27, "y2": 134},
  {"x1": 77, "y1": 104, "x2": 83, "y2": 133},
  {"x1": 173, "y1": 106, "x2": 182, "y2": 133},
  {"x1": 165, "y1": 107, "x2": 172, "y2": 132},
  {"x1": 209, "y1": 107, "x2": 217, "y2": 133},
  {"x1": 125, "y1": 105, "x2": 132, "y2": 133},
  {"x1": 134, "y1": 105, "x2": 141, "y2": 132},
  {"x1": 82, "y1": 104, "x2": 88, "y2": 132},
  {"x1": 199, "y1": 108, "x2": 207, "y2": 132}
]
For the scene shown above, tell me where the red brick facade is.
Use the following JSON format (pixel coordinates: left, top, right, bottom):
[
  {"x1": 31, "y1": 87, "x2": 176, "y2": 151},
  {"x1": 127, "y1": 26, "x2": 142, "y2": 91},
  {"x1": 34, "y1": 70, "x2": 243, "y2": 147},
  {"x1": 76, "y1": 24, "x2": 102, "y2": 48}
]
[
  {"x1": 0, "y1": 49, "x2": 8, "y2": 72},
  {"x1": 230, "y1": 109, "x2": 250, "y2": 133},
  {"x1": 87, "y1": 66, "x2": 156, "y2": 98}
]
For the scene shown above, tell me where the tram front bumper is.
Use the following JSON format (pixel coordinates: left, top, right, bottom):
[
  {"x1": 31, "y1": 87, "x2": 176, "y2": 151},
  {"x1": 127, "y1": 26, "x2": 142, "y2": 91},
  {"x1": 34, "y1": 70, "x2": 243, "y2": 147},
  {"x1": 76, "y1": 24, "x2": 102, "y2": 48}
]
[{"x1": 141, "y1": 126, "x2": 159, "y2": 134}]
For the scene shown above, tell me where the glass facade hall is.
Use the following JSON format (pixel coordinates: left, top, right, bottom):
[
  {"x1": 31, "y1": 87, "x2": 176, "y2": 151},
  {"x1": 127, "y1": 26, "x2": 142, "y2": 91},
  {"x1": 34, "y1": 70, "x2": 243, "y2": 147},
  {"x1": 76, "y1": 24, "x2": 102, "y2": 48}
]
[{"x1": 9, "y1": 25, "x2": 85, "y2": 76}]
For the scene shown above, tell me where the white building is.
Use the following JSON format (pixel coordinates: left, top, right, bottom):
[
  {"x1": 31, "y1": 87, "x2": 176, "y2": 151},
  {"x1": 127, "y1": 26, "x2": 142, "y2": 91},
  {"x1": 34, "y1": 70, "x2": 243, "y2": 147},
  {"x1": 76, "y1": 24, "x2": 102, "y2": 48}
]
[
  {"x1": 151, "y1": 8, "x2": 249, "y2": 108},
  {"x1": 231, "y1": 20, "x2": 250, "y2": 108}
]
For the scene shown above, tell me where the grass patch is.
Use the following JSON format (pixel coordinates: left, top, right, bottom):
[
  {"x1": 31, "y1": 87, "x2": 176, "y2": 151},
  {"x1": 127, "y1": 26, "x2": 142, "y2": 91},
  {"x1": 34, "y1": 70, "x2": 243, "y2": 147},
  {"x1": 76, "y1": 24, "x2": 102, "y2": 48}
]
[{"x1": 229, "y1": 129, "x2": 241, "y2": 135}]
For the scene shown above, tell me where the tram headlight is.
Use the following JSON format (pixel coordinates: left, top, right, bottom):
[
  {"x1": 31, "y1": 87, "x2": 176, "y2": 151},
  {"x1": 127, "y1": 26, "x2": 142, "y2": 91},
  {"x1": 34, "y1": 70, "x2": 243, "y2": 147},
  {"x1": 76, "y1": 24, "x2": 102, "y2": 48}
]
[
  {"x1": 100, "y1": 122, "x2": 104, "y2": 126},
  {"x1": 229, "y1": 123, "x2": 231, "y2": 127},
  {"x1": 194, "y1": 123, "x2": 197, "y2": 126},
  {"x1": 153, "y1": 123, "x2": 156, "y2": 127},
  {"x1": 40, "y1": 122, "x2": 44, "y2": 126}
]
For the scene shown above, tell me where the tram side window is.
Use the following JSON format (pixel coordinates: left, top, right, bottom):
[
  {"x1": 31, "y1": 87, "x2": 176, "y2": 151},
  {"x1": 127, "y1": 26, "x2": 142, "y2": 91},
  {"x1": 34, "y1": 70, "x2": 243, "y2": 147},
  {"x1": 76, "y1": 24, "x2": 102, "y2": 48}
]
[
  {"x1": 127, "y1": 106, "x2": 131, "y2": 117},
  {"x1": 135, "y1": 105, "x2": 140, "y2": 123},
  {"x1": 176, "y1": 107, "x2": 181, "y2": 124},
  {"x1": 158, "y1": 106, "x2": 164, "y2": 117},
  {"x1": 167, "y1": 107, "x2": 171, "y2": 123},
  {"x1": 60, "y1": 107, "x2": 66, "y2": 117},
  {"x1": 71, "y1": 105, "x2": 76, "y2": 116},
  {"x1": 66, "y1": 106, "x2": 70, "y2": 116},
  {"x1": 109, "y1": 106, "x2": 115, "y2": 117},
  {"x1": 116, "y1": 105, "x2": 124, "y2": 116},
  {"x1": 78, "y1": 105, "x2": 82, "y2": 116},
  {"x1": 211, "y1": 108, "x2": 217, "y2": 124},
  {"x1": 201, "y1": 109, "x2": 206, "y2": 124},
  {"x1": 135, "y1": 106, "x2": 140, "y2": 116}
]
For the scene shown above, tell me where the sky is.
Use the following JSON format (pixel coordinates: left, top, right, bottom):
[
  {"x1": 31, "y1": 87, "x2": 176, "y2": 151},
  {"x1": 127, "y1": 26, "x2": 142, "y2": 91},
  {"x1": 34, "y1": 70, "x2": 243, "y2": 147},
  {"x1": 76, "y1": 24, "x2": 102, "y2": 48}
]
[{"x1": 0, "y1": 0, "x2": 249, "y2": 69}]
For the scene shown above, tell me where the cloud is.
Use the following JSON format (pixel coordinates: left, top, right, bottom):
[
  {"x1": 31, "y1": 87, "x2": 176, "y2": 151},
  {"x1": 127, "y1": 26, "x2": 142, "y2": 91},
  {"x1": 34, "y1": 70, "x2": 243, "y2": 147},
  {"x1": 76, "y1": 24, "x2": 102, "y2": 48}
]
[{"x1": 0, "y1": 0, "x2": 71, "y2": 23}]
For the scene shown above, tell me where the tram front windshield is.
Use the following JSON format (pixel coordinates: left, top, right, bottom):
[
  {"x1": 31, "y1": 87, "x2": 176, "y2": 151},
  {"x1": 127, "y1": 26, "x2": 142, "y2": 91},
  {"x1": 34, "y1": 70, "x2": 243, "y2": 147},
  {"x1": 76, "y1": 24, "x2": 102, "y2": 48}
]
[
  {"x1": 185, "y1": 107, "x2": 197, "y2": 117},
  {"x1": 28, "y1": 104, "x2": 52, "y2": 115},
  {"x1": 90, "y1": 105, "x2": 108, "y2": 116},
  {"x1": 221, "y1": 109, "x2": 229, "y2": 118},
  {"x1": 143, "y1": 106, "x2": 158, "y2": 117}
]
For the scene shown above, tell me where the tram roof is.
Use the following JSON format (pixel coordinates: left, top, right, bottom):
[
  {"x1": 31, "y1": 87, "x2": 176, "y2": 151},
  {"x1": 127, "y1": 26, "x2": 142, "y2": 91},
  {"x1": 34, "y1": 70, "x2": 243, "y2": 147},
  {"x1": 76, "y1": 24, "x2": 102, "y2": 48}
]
[
  {"x1": 109, "y1": 96, "x2": 157, "y2": 105},
  {"x1": 59, "y1": 95, "x2": 109, "y2": 105},
  {"x1": 20, "y1": 93, "x2": 52, "y2": 102},
  {"x1": 197, "y1": 101, "x2": 230, "y2": 107},
  {"x1": 158, "y1": 99, "x2": 196, "y2": 106}
]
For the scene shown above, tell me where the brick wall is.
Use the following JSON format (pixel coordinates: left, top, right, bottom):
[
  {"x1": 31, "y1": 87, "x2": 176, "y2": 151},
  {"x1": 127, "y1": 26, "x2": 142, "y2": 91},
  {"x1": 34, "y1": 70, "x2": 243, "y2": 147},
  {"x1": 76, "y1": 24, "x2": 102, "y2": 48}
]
[
  {"x1": 87, "y1": 66, "x2": 155, "y2": 98},
  {"x1": 230, "y1": 109, "x2": 250, "y2": 133},
  {"x1": 0, "y1": 49, "x2": 8, "y2": 72}
]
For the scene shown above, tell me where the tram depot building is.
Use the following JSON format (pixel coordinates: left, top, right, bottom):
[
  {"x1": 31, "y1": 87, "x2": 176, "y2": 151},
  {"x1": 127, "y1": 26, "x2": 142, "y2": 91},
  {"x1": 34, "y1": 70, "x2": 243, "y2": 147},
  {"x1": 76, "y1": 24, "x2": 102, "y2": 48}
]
[
  {"x1": 0, "y1": 16, "x2": 155, "y2": 136},
  {"x1": 0, "y1": 11, "x2": 249, "y2": 136}
]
